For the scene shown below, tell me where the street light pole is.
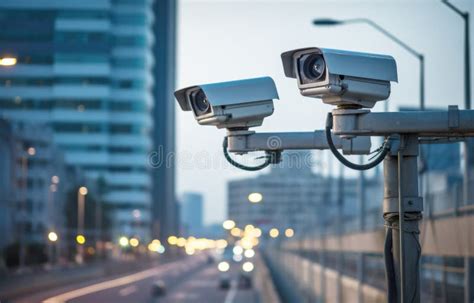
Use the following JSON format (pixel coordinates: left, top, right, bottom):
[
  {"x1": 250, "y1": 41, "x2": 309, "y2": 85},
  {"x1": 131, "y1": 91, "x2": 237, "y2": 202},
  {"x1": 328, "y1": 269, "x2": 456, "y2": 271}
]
[
  {"x1": 441, "y1": 3, "x2": 473, "y2": 301},
  {"x1": 442, "y1": 0, "x2": 473, "y2": 203},
  {"x1": 77, "y1": 186, "x2": 88, "y2": 264},
  {"x1": 312, "y1": 18, "x2": 425, "y2": 110},
  {"x1": 19, "y1": 146, "x2": 35, "y2": 270}
]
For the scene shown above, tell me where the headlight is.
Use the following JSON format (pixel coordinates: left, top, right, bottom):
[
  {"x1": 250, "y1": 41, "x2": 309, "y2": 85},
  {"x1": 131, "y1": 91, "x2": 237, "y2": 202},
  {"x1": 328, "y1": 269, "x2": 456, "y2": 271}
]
[{"x1": 218, "y1": 261, "x2": 230, "y2": 272}]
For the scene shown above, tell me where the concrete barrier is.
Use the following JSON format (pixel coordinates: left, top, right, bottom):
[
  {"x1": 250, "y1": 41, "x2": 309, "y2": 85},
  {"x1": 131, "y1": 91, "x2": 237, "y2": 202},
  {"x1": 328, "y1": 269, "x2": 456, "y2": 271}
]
[{"x1": 254, "y1": 252, "x2": 282, "y2": 303}]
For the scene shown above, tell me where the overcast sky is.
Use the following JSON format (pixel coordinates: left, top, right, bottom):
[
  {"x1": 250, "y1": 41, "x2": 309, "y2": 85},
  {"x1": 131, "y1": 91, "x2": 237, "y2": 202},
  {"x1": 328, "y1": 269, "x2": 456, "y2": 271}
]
[{"x1": 176, "y1": 0, "x2": 474, "y2": 225}]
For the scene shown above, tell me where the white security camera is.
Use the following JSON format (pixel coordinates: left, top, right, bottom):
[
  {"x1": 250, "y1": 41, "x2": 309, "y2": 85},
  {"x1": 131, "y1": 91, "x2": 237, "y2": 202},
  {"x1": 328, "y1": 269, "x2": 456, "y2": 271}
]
[
  {"x1": 281, "y1": 47, "x2": 398, "y2": 108},
  {"x1": 174, "y1": 77, "x2": 279, "y2": 129}
]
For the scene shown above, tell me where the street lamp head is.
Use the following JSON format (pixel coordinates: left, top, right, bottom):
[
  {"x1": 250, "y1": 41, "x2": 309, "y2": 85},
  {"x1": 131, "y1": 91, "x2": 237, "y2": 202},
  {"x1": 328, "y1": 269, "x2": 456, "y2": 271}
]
[
  {"x1": 76, "y1": 234, "x2": 86, "y2": 245},
  {"x1": 51, "y1": 175, "x2": 60, "y2": 184},
  {"x1": 119, "y1": 236, "x2": 129, "y2": 247},
  {"x1": 312, "y1": 18, "x2": 343, "y2": 26},
  {"x1": 48, "y1": 231, "x2": 58, "y2": 242},
  {"x1": 27, "y1": 147, "x2": 36, "y2": 156},
  {"x1": 223, "y1": 219, "x2": 236, "y2": 230},
  {"x1": 0, "y1": 56, "x2": 17, "y2": 66},
  {"x1": 248, "y1": 192, "x2": 263, "y2": 203},
  {"x1": 79, "y1": 186, "x2": 88, "y2": 196}
]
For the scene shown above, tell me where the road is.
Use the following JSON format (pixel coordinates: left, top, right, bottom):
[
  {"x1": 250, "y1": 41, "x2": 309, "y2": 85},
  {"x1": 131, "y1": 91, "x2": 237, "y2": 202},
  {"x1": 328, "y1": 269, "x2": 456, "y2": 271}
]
[{"x1": 12, "y1": 255, "x2": 258, "y2": 303}]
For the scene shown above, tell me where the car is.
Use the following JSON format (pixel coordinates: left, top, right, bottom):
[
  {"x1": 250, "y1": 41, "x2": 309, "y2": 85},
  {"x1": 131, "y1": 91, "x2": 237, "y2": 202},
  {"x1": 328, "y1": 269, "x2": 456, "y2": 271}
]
[
  {"x1": 219, "y1": 274, "x2": 231, "y2": 290},
  {"x1": 207, "y1": 255, "x2": 214, "y2": 264},
  {"x1": 238, "y1": 273, "x2": 252, "y2": 289},
  {"x1": 151, "y1": 280, "x2": 167, "y2": 297}
]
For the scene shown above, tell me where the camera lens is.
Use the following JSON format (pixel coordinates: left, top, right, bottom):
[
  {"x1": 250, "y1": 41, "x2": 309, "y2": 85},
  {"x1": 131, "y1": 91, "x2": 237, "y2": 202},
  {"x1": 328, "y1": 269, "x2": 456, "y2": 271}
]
[
  {"x1": 298, "y1": 54, "x2": 326, "y2": 84},
  {"x1": 192, "y1": 90, "x2": 211, "y2": 115},
  {"x1": 304, "y1": 54, "x2": 325, "y2": 80}
]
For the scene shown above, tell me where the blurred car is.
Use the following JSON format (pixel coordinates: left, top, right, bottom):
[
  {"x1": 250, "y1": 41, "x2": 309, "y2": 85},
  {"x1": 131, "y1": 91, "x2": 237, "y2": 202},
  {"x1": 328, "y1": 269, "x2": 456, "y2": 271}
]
[
  {"x1": 219, "y1": 273, "x2": 231, "y2": 290},
  {"x1": 207, "y1": 255, "x2": 214, "y2": 264},
  {"x1": 151, "y1": 280, "x2": 167, "y2": 296},
  {"x1": 238, "y1": 272, "x2": 252, "y2": 289}
]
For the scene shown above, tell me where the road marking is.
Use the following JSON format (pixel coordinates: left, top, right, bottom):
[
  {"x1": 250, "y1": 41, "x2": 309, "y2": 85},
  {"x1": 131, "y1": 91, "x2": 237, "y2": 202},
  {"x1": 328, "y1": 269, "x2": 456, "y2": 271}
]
[
  {"x1": 224, "y1": 280, "x2": 237, "y2": 303},
  {"x1": 42, "y1": 260, "x2": 189, "y2": 303},
  {"x1": 118, "y1": 285, "x2": 137, "y2": 297}
]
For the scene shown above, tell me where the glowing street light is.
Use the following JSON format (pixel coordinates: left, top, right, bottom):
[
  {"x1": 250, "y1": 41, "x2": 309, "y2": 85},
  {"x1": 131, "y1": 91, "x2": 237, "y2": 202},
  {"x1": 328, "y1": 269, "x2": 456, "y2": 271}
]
[
  {"x1": 230, "y1": 227, "x2": 241, "y2": 237},
  {"x1": 285, "y1": 228, "x2": 295, "y2": 238},
  {"x1": 27, "y1": 147, "x2": 36, "y2": 156},
  {"x1": 248, "y1": 192, "x2": 263, "y2": 203},
  {"x1": 76, "y1": 234, "x2": 86, "y2": 245},
  {"x1": 222, "y1": 219, "x2": 236, "y2": 230},
  {"x1": 79, "y1": 186, "x2": 88, "y2": 196},
  {"x1": 119, "y1": 236, "x2": 129, "y2": 247},
  {"x1": 129, "y1": 237, "x2": 139, "y2": 247},
  {"x1": 168, "y1": 235, "x2": 178, "y2": 245},
  {"x1": 0, "y1": 57, "x2": 17, "y2": 66},
  {"x1": 51, "y1": 175, "x2": 60, "y2": 184},
  {"x1": 269, "y1": 228, "x2": 279, "y2": 238},
  {"x1": 48, "y1": 231, "x2": 58, "y2": 242}
]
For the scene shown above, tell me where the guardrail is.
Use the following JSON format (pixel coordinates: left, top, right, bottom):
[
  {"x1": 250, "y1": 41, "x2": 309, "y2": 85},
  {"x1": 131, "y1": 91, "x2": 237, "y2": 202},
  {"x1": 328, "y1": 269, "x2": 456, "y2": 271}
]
[{"x1": 254, "y1": 252, "x2": 282, "y2": 303}]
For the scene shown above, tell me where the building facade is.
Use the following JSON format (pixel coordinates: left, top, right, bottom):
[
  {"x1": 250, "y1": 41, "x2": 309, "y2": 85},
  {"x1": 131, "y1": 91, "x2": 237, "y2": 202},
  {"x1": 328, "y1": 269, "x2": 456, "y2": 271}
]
[
  {"x1": 0, "y1": 0, "x2": 158, "y2": 240},
  {"x1": 0, "y1": 119, "x2": 74, "y2": 262},
  {"x1": 151, "y1": 0, "x2": 178, "y2": 241},
  {"x1": 180, "y1": 192, "x2": 203, "y2": 237}
]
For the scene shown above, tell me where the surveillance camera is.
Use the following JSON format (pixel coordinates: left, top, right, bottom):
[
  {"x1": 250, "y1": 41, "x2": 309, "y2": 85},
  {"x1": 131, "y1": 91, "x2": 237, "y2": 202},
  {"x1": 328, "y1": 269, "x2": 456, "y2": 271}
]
[
  {"x1": 174, "y1": 77, "x2": 279, "y2": 129},
  {"x1": 281, "y1": 47, "x2": 398, "y2": 108}
]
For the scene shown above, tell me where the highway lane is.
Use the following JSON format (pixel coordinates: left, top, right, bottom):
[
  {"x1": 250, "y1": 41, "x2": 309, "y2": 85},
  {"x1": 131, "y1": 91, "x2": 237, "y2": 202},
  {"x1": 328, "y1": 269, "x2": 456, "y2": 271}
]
[
  {"x1": 155, "y1": 263, "x2": 258, "y2": 303},
  {"x1": 13, "y1": 254, "x2": 258, "y2": 303}
]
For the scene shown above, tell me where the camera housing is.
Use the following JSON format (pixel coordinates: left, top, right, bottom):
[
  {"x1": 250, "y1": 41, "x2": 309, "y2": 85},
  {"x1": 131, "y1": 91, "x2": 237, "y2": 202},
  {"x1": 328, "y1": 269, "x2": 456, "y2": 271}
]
[
  {"x1": 174, "y1": 77, "x2": 279, "y2": 129},
  {"x1": 281, "y1": 47, "x2": 398, "y2": 108}
]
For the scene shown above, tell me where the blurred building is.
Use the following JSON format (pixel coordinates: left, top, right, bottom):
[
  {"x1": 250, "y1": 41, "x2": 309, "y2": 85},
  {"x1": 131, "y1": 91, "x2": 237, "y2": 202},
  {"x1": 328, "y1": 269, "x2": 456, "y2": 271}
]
[
  {"x1": 0, "y1": 120, "x2": 71, "y2": 253},
  {"x1": 151, "y1": 0, "x2": 178, "y2": 241},
  {"x1": 227, "y1": 151, "x2": 383, "y2": 235},
  {"x1": 180, "y1": 192, "x2": 203, "y2": 237},
  {"x1": 0, "y1": 120, "x2": 15, "y2": 251},
  {"x1": 0, "y1": 0, "x2": 163, "y2": 240}
]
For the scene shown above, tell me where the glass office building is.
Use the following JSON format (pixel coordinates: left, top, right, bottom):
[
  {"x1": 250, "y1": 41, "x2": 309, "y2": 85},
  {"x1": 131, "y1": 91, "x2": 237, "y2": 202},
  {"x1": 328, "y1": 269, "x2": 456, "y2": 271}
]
[{"x1": 0, "y1": 0, "x2": 155, "y2": 240}]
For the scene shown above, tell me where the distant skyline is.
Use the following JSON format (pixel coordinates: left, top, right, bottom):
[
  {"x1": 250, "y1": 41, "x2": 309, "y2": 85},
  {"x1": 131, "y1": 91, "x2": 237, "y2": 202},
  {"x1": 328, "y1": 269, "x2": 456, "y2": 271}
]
[{"x1": 177, "y1": 0, "x2": 474, "y2": 224}]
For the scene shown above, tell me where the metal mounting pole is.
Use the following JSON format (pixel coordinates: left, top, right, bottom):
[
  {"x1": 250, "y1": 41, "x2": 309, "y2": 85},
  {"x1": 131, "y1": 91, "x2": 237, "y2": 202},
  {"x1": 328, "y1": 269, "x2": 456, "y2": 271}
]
[{"x1": 383, "y1": 135, "x2": 422, "y2": 303}]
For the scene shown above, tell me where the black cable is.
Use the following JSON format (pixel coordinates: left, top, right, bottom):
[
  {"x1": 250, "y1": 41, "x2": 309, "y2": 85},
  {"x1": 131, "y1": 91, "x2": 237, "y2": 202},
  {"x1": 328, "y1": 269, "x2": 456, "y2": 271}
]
[
  {"x1": 222, "y1": 137, "x2": 271, "y2": 171},
  {"x1": 325, "y1": 112, "x2": 390, "y2": 171}
]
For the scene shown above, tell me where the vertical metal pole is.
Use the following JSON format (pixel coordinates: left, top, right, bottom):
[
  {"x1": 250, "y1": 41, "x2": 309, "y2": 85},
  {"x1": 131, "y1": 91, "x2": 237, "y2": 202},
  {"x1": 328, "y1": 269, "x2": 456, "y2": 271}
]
[
  {"x1": 77, "y1": 191, "x2": 85, "y2": 263},
  {"x1": 336, "y1": 163, "x2": 344, "y2": 303},
  {"x1": 419, "y1": 55, "x2": 425, "y2": 111},
  {"x1": 358, "y1": 156, "x2": 366, "y2": 231},
  {"x1": 383, "y1": 135, "x2": 422, "y2": 303},
  {"x1": 19, "y1": 156, "x2": 28, "y2": 269},
  {"x1": 464, "y1": 12, "x2": 470, "y2": 111},
  {"x1": 397, "y1": 150, "x2": 406, "y2": 303},
  {"x1": 358, "y1": 155, "x2": 365, "y2": 303},
  {"x1": 463, "y1": 11, "x2": 473, "y2": 303},
  {"x1": 95, "y1": 199, "x2": 102, "y2": 257}
]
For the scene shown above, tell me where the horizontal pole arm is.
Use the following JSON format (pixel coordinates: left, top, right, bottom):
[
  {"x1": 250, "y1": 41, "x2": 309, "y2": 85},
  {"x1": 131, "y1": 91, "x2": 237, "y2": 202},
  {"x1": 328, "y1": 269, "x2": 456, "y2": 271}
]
[
  {"x1": 332, "y1": 108, "x2": 474, "y2": 137},
  {"x1": 226, "y1": 130, "x2": 371, "y2": 154}
]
